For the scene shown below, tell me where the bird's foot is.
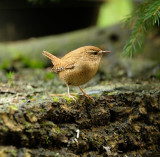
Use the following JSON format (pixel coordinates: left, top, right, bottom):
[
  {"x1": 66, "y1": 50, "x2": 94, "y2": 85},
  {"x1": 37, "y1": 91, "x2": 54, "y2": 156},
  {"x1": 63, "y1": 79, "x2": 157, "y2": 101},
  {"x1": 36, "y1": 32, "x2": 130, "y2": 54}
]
[
  {"x1": 83, "y1": 93, "x2": 94, "y2": 101},
  {"x1": 78, "y1": 86, "x2": 94, "y2": 101},
  {"x1": 68, "y1": 94, "x2": 76, "y2": 102}
]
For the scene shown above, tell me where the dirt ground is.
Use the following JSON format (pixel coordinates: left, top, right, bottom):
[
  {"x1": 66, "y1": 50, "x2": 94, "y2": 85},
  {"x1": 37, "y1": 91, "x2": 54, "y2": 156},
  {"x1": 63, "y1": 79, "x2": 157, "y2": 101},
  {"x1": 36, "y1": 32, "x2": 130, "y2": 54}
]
[{"x1": 0, "y1": 57, "x2": 160, "y2": 157}]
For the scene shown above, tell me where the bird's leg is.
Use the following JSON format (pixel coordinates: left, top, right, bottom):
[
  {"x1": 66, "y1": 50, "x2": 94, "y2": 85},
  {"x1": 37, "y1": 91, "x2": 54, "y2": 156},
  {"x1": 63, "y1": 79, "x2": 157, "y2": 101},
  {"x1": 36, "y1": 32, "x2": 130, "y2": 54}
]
[
  {"x1": 66, "y1": 84, "x2": 76, "y2": 101},
  {"x1": 78, "y1": 86, "x2": 94, "y2": 100}
]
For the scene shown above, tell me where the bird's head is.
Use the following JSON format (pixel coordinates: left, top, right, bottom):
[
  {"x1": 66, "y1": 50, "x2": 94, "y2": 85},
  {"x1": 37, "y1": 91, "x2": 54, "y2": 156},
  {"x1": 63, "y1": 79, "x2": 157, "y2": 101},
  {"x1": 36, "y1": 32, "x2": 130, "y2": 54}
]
[{"x1": 81, "y1": 46, "x2": 111, "y2": 62}]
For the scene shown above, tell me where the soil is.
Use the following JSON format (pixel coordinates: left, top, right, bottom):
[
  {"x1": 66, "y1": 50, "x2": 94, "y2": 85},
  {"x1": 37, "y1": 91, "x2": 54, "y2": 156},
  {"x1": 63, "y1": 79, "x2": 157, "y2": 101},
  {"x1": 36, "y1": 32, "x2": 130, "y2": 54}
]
[{"x1": 0, "y1": 60, "x2": 160, "y2": 157}]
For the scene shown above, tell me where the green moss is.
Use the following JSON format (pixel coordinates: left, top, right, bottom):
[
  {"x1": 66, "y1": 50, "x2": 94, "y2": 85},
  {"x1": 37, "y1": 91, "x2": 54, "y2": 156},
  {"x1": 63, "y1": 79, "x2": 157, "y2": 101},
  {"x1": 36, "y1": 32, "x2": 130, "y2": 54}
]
[
  {"x1": 41, "y1": 108, "x2": 45, "y2": 112},
  {"x1": 25, "y1": 122, "x2": 32, "y2": 129},
  {"x1": 107, "y1": 91, "x2": 118, "y2": 95},
  {"x1": 7, "y1": 149, "x2": 16, "y2": 157},
  {"x1": 8, "y1": 105, "x2": 18, "y2": 111},
  {"x1": 25, "y1": 129, "x2": 34, "y2": 133},
  {"x1": 42, "y1": 121, "x2": 56, "y2": 127},
  {"x1": 52, "y1": 97, "x2": 59, "y2": 102},
  {"x1": 63, "y1": 95, "x2": 79, "y2": 104}
]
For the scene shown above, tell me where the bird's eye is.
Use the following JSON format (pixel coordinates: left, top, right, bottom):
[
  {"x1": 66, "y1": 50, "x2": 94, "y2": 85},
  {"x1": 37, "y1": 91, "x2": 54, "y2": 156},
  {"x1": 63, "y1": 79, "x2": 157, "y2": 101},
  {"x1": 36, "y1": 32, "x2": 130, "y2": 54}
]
[{"x1": 93, "y1": 52, "x2": 98, "y2": 55}]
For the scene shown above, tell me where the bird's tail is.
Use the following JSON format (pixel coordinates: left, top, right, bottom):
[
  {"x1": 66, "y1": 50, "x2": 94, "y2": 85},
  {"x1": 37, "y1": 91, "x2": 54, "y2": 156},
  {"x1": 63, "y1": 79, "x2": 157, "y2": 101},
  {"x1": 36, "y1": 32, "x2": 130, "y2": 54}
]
[{"x1": 43, "y1": 51, "x2": 60, "y2": 63}]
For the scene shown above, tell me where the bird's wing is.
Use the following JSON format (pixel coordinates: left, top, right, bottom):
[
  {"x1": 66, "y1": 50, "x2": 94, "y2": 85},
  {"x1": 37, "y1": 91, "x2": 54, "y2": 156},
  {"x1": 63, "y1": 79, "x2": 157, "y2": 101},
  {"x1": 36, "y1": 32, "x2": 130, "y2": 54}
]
[
  {"x1": 64, "y1": 63, "x2": 75, "y2": 69},
  {"x1": 52, "y1": 62, "x2": 75, "y2": 73},
  {"x1": 43, "y1": 50, "x2": 77, "y2": 72}
]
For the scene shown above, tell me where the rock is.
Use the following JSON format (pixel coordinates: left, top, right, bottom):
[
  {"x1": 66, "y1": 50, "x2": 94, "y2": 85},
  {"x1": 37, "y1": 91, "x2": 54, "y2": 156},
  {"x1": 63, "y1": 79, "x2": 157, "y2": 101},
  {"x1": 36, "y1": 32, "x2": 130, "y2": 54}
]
[{"x1": 0, "y1": 70, "x2": 160, "y2": 156}]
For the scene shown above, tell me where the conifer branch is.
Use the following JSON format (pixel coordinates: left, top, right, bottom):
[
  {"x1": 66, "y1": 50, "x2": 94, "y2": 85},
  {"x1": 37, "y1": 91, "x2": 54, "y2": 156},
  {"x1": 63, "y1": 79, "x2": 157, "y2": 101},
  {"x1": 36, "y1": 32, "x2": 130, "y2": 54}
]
[
  {"x1": 153, "y1": 6, "x2": 160, "y2": 15},
  {"x1": 122, "y1": 0, "x2": 160, "y2": 57}
]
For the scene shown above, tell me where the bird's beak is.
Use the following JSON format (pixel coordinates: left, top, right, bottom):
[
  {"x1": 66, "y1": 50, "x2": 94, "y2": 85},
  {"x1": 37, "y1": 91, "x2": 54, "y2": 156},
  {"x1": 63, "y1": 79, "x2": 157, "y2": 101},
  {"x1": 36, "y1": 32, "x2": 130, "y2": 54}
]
[{"x1": 99, "y1": 50, "x2": 111, "y2": 54}]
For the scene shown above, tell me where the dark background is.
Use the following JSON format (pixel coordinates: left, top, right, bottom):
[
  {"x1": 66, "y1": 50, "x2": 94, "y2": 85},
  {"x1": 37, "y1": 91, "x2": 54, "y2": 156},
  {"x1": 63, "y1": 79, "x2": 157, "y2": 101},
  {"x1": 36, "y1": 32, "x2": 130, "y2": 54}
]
[{"x1": 0, "y1": 0, "x2": 104, "y2": 42}]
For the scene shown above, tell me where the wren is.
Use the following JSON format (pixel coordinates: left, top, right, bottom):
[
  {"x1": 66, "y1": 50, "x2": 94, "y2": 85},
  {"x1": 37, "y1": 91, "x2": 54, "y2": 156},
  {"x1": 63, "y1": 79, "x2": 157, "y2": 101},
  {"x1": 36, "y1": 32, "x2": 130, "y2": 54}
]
[{"x1": 43, "y1": 46, "x2": 111, "y2": 101}]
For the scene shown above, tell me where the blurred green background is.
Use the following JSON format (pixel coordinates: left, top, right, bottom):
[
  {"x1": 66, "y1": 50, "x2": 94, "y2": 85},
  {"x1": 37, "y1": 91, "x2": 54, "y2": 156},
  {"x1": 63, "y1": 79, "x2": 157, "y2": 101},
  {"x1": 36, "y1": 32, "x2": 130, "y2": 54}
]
[{"x1": 98, "y1": 0, "x2": 132, "y2": 27}]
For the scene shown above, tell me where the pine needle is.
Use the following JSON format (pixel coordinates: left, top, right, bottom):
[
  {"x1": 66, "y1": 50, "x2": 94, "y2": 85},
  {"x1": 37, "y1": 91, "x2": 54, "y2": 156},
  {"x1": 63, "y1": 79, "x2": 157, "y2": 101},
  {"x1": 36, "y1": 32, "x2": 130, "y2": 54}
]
[{"x1": 122, "y1": 0, "x2": 160, "y2": 57}]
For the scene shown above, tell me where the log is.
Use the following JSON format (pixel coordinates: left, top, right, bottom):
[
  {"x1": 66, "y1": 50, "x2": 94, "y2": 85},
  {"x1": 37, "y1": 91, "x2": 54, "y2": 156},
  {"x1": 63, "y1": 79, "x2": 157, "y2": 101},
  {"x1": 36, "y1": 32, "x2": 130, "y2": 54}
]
[{"x1": 0, "y1": 24, "x2": 129, "y2": 68}]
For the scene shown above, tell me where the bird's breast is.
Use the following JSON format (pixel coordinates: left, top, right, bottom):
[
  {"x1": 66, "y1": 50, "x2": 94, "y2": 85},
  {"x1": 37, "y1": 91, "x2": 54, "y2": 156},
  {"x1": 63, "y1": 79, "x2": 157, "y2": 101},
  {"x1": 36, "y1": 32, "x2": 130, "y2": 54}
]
[{"x1": 58, "y1": 61, "x2": 99, "y2": 86}]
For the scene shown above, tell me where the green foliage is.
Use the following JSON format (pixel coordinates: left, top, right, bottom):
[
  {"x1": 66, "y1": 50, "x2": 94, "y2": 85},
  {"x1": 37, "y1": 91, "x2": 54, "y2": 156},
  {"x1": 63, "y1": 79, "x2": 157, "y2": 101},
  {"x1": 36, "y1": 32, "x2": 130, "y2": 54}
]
[
  {"x1": 7, "y1": 71, "x2": 14, "y2": 86},
  {"x1": 44, "y1": 72, "x2": 55, "y2": 80},
  {"x1": 156, "y1": 71, "x2": 160, "y2": 79},
  {"x1": 22, "y1": 57, "x2": 45, "y2": 68},
  {"x1": 98, "y1": 0, "x2": 132, "y2": 27},
  {"x1": 57, "y1": 127, "x2": 60, "y2": 134},
  {"x1": 0, "y1": 60, "x2": 10, "y2": 70},
  {"x1": 122, "y1": 0, "x2": 160, "y2": 57},
  {"x1": 46, "y1": 136, "x2": 50, "y2": 144}
]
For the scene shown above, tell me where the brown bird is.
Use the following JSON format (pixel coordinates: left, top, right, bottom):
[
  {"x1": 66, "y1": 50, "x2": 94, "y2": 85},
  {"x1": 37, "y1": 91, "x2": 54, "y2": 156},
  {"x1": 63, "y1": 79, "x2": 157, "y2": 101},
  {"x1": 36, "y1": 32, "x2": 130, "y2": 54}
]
[{"x1": 43, "y1": 46, "x2": 111, "y2": 101}]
